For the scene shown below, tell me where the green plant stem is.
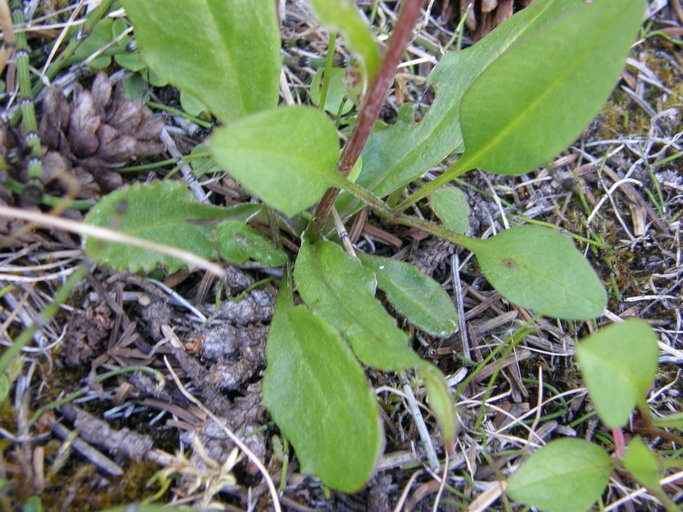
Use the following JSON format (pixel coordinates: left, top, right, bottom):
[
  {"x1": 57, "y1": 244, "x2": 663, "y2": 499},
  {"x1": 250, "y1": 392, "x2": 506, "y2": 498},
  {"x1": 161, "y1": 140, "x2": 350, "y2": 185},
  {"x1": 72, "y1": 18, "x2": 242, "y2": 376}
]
[
  {"x1": 117, "y1": 157, "x2": 180, "y2": 173},
  {"x1": 306, "y1": 0, "x2": 426, "y2": 242},
  {"x1": 318, "y1": 32, "x2": 337, "y2": 112},
  {"x1": 0, "y1": 265, "x2": 88, "y2": 375},
  {"x1": 453, "y1": 319, "x2": 537, "y2": 402},
  {"x1": 6, "y1": 178, "x2": 94, "y2": 210},
  {"x1": 147, "y1": 101, "x2": 213, "y2": 128},
  {"x1": 336, "y1": 176, "x2": 486, "y2": 253},
  {"x1": 10, "y1": 0, "x2": 43, "y2": 196},
  {"x1": 29, "y1": 366, "x2": 164, "y2": 425},
  {"x1": 394, "y1": 153, "x2": 473, "y2": 215},
  {"x1": 10, "y1": 0, "x2": 115, "y2": 127}
]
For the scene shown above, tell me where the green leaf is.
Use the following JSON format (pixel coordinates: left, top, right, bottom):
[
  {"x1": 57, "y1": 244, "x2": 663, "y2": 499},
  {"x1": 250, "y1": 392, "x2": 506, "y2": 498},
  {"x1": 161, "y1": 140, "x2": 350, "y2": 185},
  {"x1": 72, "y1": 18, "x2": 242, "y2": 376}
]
[
  {"x1": 623, "y1": 437, "x2": 661, "y2": 490},
  {"x1": 358, "y1": 254, "x2": 457, "y2": 337},
  {"x1": 84, "y1": 181, "x2": 227, "y2": 273},
  {"x1": 507, "y1": 438, "x2": 613, "y2": 512},
  {"x1": 474, "y1": 225, "x2": 606, "y2": 320},
  {"x1": 210, "y1": 106, "x2": 342, "y2": 217},
  {"x1": 74, "y1": 17, "x2": 114, "y2": 70},
  {"x1": 460, "y1": 0, "x2": 646, "y2": 175},
  {"x1": 22, "y1": 496, "x2": 42, "y2": 512},
  {"x1": 354, "y1": 0, "x2": 585, "y2": 201},
  {"x1": 114, "y1": 51, "x2": 146, "y2": 73},
  {"x1": 652, "y1": 413, "x2": 683, "y2": 430},
  {"x1": 294, "y1": 240, "x2": 423, "y2": 370},
  {"x1": 263, "y1": 275, "x2": 382, "y2": 492},
  {"x1": 215, "y1": 220, "x2": 287, "y2": 266},
  {"x1": 309, "y1": 0, "x2": 380, "y2": 85},
  {"x1": 430, "y1": 186, "x2": 470, "y2": 235},
  {"x1": 121, "y1": 0, "x2": 280, "y2": 122},
  {"x1": 189, "y1": 144, "x2": 223, "y2": 178},
  {"x1": 180, "y1": 89, "x2": 208, "y2": 117},
  {"x1": 576, "y1": 320, "x2": 658, "y2": 428},
  {"x1": 310, "y1": 68, "x2": 353, "y2": 115},
  {"x1": 418, "y1": 367, "x2": 456, "y2": 449}
]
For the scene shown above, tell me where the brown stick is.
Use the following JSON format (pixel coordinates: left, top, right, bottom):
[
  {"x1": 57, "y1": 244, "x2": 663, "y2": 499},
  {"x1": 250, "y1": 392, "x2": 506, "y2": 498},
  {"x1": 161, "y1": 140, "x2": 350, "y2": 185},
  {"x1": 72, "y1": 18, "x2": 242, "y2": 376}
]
[{"x1": 306, "y1": 0, "x2": 426, "y2": 241}]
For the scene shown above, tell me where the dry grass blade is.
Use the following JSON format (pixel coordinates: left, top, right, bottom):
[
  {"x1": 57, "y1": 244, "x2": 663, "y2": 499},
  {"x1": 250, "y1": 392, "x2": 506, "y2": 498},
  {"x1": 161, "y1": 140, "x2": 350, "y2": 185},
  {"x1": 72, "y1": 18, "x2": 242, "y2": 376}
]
[{"x1": 0, "y1": 205, "x2": 226, "y2": 277}]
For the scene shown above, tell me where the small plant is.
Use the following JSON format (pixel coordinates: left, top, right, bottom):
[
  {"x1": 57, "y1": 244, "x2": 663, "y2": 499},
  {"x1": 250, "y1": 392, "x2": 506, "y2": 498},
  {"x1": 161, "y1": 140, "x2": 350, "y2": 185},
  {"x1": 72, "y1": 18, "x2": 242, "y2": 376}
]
[{"x1": 49, "y1": 0, "x2": 678, "y2": 506}]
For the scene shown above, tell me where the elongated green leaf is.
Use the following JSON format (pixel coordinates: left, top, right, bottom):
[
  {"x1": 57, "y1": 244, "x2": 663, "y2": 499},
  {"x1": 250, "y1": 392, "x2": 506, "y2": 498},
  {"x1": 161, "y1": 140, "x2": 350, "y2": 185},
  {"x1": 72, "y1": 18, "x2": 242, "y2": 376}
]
[
  {"x1": 210, "y1": 106, "x2": 342, "y2": 217},
  {"x1": 294, "y1": 240, "x2": 423, "y2": 370},
  {"x1": 474, "y1": 225, "x2": 606, "y2": 320},
  {"x1": 84, "y1": 181, "x2": 227, "y2": 273},
  {"x1": 419, "y1": 367, "x2": 455, "y2": 450},
  {"x1": 358, "y1": 254, "x2": 457, "y2": 337},
  {"x1": 353, "y1": 0, "x2": 585, "y2": 201},
  {"x1": 576, "y1": 320, "x2": 658, "y2": 428},
  {"x1": 295, "y1": 241, "x2": 456, "y2": 450},
  {"x1": 430, "y1": 186, "x2": 470, "y2": 235},
  {"x1": 309, "y1": 0, "x2": 380, "y2": 85},
  {"x1": 215, "y1": 221, "x2": 287, "y2": 266},
  {"x1": 121, "y1": 0, "x2": 280, "y2": 122},
  {"x1": 263, "y1": 275, "x2": 382, "y2": 492},
  {"x1": 623, "y1": 437, "x2": 661, "y2": 490},
  {"x1": 460, "y1": 0, "x2": 646, "y2": 174},
  {"x1": 507, "y1": 438, "x2": 613, "y2": 512}
]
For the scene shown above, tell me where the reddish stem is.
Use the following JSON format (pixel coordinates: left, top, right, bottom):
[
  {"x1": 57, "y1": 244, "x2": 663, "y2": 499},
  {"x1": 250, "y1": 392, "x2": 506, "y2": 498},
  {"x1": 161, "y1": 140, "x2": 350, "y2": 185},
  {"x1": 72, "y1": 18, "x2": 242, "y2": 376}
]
[
  {"x1": 613, "y1": 427, "x2": 626, "y2": 458},
  {"x1": 306, "y1": 0, "x2": 425, "y2": 241}
]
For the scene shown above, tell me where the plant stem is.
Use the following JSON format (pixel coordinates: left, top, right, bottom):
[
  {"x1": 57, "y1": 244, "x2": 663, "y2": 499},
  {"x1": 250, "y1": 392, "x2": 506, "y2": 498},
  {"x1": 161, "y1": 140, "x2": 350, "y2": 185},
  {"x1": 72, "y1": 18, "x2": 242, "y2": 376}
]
[
  {"x1": 336, "y1": 175, "x2": 487, "y2": 253},
  {"x1": 393, "y1": 153, "x2": 473, "y2": 215},
  {"x1": 10, "y1": 0, "x2": 116, "y2": 126},
  {"x1": 306, "y1": 0, "x2": 426, "y2": 241},
  {"x1": 10, "y1": 0, "x2": 43, "y2": 199}
]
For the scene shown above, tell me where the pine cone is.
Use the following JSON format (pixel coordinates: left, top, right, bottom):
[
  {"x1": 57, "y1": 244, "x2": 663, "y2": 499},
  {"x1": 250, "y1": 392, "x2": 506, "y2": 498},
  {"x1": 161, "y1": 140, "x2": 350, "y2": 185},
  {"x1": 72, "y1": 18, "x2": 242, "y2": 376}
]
[{"x1": 36, "y1": 72, "x2": 165, "y2": 198}]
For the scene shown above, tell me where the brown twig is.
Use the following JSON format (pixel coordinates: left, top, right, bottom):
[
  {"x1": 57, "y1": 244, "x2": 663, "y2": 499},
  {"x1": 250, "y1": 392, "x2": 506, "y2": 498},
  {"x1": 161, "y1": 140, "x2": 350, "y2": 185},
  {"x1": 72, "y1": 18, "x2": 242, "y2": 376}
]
[{"x1": 306, "y1": 0, "x2": 426, "y2": 241}]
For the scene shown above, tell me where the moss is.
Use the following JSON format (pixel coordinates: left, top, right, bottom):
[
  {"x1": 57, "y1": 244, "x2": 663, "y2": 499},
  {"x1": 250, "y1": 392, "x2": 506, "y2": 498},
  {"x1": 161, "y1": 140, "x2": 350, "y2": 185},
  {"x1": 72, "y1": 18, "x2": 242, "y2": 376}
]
[{"x1": 39, "y1": 459, "x2": 162, "y2": 512}]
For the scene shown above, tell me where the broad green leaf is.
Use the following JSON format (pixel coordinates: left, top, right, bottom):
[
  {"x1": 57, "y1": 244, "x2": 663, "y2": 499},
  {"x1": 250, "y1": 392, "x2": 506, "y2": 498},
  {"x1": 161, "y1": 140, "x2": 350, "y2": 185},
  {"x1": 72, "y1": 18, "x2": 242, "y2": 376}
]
[
  {"x1": 623, "y1": 437, "x2": 661, "y2": 490},
  {"x1": 474, "y1": 225, "x2": 606, "y2": 320},
  {"x1": 430, "y1": 186, "x2": 470, "y2": 235},
  {"x1": 210, "y1": 106, "x2": 343, "y2": 217},
  {"x1": 294, "y1": 240, "x2": 423, "y2": 370},
  {"x1": 309, "y1": 0, "x2": 380, "y2": 85},
  {"x1": 121, "y1": 0, "x2": 280, "y2": 122},
  {"x1": 507, "y1": 438, "x2": 613, "y2": 512},
  {"x1": 310, "y1": 68, "x2": 353, "y2": 115},
  {"x1": 576, "y1": 320, "x2": 658, "y2": 428},
  {"x1": 358, "y1": 254, "x2": 457, "y2": 337},
  {"x1": 460, "y1": 0, "x2": 646, "y2": 175},
  {"x1": 353, "y1": 0, "x2": 585, "y2": 201},
  {"x1": 84, "y1": 181, "x2": 227, "y2": 273},
  {"x1": 263, "y1": 275, "x2": 382, "y2": 492},
  {"x1": 216, "y1": 220, "x2": 287, "y2": 267}
]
